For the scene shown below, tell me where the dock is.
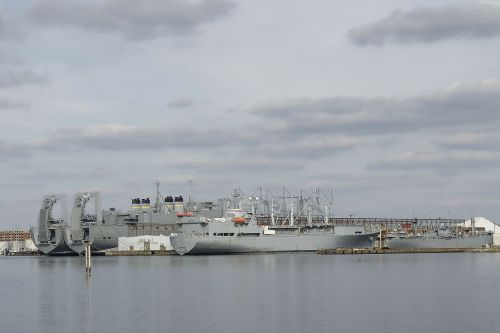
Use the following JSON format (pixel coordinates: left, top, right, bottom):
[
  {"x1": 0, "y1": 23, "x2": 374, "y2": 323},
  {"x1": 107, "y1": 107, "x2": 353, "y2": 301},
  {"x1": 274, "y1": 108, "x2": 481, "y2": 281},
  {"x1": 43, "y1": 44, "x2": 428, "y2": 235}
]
[
  {"x1": 104, "y1": 250, "x2": 177, "y2": 256},
  {"x1": 317, "y1": 247, "x2": 500, "y2": 255}
]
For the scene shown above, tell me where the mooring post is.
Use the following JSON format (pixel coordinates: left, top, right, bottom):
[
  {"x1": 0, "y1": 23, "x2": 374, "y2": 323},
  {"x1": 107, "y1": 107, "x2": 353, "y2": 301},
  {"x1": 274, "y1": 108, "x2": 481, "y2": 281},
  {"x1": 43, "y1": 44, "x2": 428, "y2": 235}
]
[{"x1": 85, "y1": 244, "x2": 91, "y2": 277}]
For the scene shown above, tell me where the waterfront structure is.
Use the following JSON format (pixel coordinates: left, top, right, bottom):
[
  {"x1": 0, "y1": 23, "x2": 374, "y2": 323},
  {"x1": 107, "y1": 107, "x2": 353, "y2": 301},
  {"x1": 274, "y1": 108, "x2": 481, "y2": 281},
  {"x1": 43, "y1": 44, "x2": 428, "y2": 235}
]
[
  {"x1": 0, "y1": 230, "x2": 31, "y2": 241},
  {"x1": 0, "y1": 230, "x2": 37, "y2": 254},
  {"x1": 118, "y1": 235, "x2": 173, "y2": 251}
]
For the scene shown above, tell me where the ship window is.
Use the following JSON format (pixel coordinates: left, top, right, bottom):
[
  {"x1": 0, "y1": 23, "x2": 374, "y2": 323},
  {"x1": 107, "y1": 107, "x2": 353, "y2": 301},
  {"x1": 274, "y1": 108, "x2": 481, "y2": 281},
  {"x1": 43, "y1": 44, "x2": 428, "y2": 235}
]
[
  {"x1": 355, "y1": 231, "x2": 362, "y2": 234},
  {"x1": 213, "y1": 233, "x2": 216, "y2": 236}
]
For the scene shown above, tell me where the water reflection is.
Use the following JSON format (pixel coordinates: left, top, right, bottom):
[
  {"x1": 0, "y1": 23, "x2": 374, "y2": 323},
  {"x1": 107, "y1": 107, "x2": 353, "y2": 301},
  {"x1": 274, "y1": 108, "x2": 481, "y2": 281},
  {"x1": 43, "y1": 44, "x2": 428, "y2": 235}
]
[{"x1": 2, "y1": 254, "x2": 500, "y2": 333}]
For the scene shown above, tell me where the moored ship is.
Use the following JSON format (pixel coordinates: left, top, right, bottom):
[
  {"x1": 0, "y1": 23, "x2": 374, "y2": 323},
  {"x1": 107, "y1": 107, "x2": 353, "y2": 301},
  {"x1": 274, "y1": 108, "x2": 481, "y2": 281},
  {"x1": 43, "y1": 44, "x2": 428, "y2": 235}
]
[
  {"x1": 385, "y1": 228, "x2": 493, "y2": 249},
  {"x1": 31, "y1": 194, "x2": 76, "y2": 255},
  {"x1": 170, "y1": 208, "x2": 378, "y2": 255},
  {"x1": 31, "y1": 183, "x2": 224, "y2": 255},
  {"x1": 385, "y1": 235, "x2": 493, "y2": 249},
  {"x1": 385, "y1": 217, "x2": 494, "y2": 249}
]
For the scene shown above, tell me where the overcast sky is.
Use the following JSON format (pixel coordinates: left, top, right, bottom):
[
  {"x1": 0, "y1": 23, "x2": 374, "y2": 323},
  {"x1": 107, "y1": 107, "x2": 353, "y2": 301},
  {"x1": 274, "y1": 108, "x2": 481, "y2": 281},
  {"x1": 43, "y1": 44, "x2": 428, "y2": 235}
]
[{"x1": 1, "y1": 0, "x2": 500, "y2": 228}]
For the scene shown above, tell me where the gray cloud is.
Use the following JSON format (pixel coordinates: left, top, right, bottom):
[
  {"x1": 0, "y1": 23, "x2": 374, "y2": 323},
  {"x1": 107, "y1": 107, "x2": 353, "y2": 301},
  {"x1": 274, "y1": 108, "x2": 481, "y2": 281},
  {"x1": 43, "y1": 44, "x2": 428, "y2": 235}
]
[
  {"x1": 0, "y1": 140, "x2": 40, "y2": 158},
  {"x1": 0, "y1": 120, "x2": 365, "y2": 166},
  {"x1": 348, "y1": 4, "x2": 500, "y2": 45},
  {"x1": 28, "y1": 0, "x2": 235, "y2": 40},
  {"x1": 162, "y1": 156, "x2": 303, "y2": 174},
  {"x1": 439, "y1": 132, "x2": 500, "y2": 152},
  {"x1": 0, "y1": 98, "x2": 28, "y2": 109},
  {"x1": 368, "y1": 151, "x2": 500, "y2": 171},
  {"x1": 168, "y1": 98, "x2": 194, "y2": 108},
  {"x1": 12, "y1": 168, "x2": 112, "y2": 181},
  {"x1": 246, "y1": 135, "x2": 366, "y2": 160},
  {"x1": 0, "y1": 70, "x2": 48, "y2": 88},
  {"x1": 3, "y1": 81, "x2": 500, "y2": 163},
  {"x1": 0, "y1": 124, "x2": 240, "y2": 159},
  {"x1": 48, "y1": 124, "x2": 235, "y2": 150},
  {"x1": 0, "y1": 12, "x2": 23, "y2": 40},
  {"x1": 252, "y1": 81, "x2": 500, "y2": 136}
]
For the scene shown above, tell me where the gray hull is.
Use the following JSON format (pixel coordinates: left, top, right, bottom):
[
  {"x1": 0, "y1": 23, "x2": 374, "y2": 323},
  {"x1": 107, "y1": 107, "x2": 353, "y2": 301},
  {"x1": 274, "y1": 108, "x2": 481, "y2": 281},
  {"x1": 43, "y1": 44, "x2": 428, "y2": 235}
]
[
  {"x1": 171, "y1": 233, "x2": 376, "y2": 255},
  {"x1": 31, "y1": 226, "x2": 77, "y2": 256},
  {"x1": 68, "y1": 224, "x2": 130, "y2": 254},
  {"x1": 386, "y1": 234, "x2": 493, "y2": 249}
]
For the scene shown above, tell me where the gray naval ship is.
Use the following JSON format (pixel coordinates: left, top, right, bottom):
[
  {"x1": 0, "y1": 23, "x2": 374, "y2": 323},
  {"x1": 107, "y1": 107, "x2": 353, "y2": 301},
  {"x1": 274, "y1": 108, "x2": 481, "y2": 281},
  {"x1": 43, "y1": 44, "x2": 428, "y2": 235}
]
[
  {"x1": 171, "y1": 206, "x2": 378, "y2": 255},
  {"x1": 171, "y1": 210, "x2": 377, "y2": 255},
  {"x1": 385, "y1": 227, "x2": 493, "y2": 249},
  {"x1": 385, "y1": 223, "x2": 493, "y2": 249},
  {"x1": 31, "y1": 185, "x2": 223, "y2": 255},
  {"x1": 31, "y1": 194, "x2": 75, "y2": 255}
]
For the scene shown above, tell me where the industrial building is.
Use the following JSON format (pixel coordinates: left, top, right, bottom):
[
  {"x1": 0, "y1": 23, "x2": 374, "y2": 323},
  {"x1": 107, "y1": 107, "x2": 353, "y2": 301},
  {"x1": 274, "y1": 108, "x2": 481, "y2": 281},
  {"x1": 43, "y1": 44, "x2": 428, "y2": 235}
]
[
  {"x1": 118, "y1": 235, "x2": 173, "y2": 252},
  {"x1": 462, "y1": 217, "x2": 500, "y2": 246},
  {"x1": 0, "y1": 230, "x2": 38, "y2": 254}
]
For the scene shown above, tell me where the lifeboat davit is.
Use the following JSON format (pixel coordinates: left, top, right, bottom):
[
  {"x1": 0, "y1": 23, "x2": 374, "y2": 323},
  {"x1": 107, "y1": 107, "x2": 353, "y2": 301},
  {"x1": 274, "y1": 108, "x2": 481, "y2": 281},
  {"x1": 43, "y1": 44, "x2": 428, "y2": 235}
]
[
  {"x1": 232, "y1": 216, "x2": 247, "y2": 224},
  {"x1": 176, "y1": 212, "x2": 194, "y2": 217}
]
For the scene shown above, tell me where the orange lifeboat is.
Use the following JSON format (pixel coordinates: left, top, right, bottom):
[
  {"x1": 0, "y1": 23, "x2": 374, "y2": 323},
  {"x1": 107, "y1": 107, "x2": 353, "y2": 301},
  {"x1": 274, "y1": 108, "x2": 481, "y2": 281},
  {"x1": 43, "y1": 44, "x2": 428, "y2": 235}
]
[
  {"x1": 176, "y1": 212, "x2": 194, "y2": 217},
  {"x1": 232, "y1": 216, "x2": 247, "y2": 224}
]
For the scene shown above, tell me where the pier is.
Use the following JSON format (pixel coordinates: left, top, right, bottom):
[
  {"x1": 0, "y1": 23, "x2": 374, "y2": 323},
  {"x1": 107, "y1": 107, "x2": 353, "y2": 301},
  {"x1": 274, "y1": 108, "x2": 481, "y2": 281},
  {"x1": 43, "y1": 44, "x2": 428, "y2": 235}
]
[
  {"x1": 104, "y1": 250, "x2": 177, "y2": 256},
  {"x1": 317, "y1": 247, "x2": 500, "y2": 255}
]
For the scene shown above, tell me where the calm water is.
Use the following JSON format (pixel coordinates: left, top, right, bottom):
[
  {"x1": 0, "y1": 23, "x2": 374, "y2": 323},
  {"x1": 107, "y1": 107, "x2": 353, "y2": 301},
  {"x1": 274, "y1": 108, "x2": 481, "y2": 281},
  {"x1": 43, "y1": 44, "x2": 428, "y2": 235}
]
[{"x1": 1, "y1": 253, "x2": 500, "y2": 333}]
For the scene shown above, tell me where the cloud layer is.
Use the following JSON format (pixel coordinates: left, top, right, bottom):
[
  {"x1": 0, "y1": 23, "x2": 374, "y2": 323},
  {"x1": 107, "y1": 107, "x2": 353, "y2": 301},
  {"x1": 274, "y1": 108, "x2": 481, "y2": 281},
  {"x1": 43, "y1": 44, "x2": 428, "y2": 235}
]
[
  {"x1": 2, "y1": 1, "x2": 500, "y2": 227},
  {"x1": 28, "y1": 0, "x2": 235, "y2": 40},
  {"x1": 252, "y1": 80, "x2": 500, "y2": 135},
  {"x1": 0, "y1": 70, "x2": 48, "y2": 88},
  {"x1": 348, "y1": 4, "x2": 500, "y2": 45},
  {"x1": 3, "y1": 80, "x2": 500, "y2": 165}
]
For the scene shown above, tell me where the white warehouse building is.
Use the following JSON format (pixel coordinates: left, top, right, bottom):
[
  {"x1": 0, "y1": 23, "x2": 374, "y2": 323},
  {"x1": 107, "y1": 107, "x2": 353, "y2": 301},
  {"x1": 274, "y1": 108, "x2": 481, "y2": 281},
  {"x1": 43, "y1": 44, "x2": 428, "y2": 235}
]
[
  {"x1": 462, "y1": 217, "x2": 500, "y2": 246},
  {"x1": 118, "y1": 235, "x2": 173, "y2": 251}
]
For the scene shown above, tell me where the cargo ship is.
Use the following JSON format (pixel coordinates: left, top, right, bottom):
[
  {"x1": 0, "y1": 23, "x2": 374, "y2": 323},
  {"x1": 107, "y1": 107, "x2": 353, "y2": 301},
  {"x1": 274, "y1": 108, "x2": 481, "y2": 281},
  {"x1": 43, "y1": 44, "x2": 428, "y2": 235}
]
[
  {"x1": 170, "y1": 208, "x2": 378, "y2": 255},
  {"x1": 385, "y1": 228, "x2": 493, "y2": 249},
  {"x1": 31, "y1": 195, "x2": 75, "y2": 255},
  {"x1": 31, "y1": 184, "x2": 223, "y2": 255}
]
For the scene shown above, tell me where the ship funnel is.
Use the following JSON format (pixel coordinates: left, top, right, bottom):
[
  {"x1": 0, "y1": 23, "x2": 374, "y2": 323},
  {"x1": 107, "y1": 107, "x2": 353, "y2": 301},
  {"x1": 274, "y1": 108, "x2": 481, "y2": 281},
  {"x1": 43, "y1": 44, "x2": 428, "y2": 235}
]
[
  {"x1": 141, "y1": 198, "x2": 152, "y2": 209},
  {"x1": 165, "y1": 196, "x2": 175, "y2": 212},
  {"x1": 174, "y1": 196, "x2": 184, "y2": 212},
  {"x1": 131, "y1": 198, "x2": 141, "y2": 210}
]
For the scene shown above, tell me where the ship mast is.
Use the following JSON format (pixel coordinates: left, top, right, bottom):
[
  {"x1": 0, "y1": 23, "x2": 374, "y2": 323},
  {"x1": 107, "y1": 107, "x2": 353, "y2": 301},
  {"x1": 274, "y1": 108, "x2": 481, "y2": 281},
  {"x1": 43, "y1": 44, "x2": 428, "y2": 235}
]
[
  {"x1": 154, "y1": 180, "x2": 164, "y2": 213},
  {"x1": 188, "y1": 178, "x2": 193, "y2": 203},
  {"x1": 271, "y1": 198, "x2": 275, "y2": 226}
]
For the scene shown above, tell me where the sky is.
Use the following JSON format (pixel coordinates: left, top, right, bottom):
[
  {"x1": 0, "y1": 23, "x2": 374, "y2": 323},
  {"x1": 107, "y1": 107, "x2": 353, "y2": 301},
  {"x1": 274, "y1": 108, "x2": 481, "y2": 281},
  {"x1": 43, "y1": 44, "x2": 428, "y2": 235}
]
[{"x1": 1, "y1": 0, "x2": 500, "y2": 228}]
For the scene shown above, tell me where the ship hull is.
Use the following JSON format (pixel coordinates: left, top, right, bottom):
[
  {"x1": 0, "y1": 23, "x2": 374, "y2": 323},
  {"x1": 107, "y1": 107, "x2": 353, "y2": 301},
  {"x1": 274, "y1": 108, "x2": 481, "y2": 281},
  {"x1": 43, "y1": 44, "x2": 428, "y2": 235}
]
[
  {"x1": 386, "y1": 234, "x2": 493, "y2": 249},
  {"x1": 171, "y1": 232, "x2": 377, "y2": 255},
  {"x1": 68, "y1": 224, "x2": 130, "y2": 254},
  {"x1": 31, "y1": 226, "x2": 77, "y2": 256}
]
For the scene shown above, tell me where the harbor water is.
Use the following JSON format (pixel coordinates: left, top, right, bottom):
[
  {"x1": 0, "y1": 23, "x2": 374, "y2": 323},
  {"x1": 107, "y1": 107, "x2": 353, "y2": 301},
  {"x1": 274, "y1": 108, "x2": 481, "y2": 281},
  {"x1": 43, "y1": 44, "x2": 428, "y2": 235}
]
[{"x1": 1, "y1": 253, "x2": 500, "y2": 333}]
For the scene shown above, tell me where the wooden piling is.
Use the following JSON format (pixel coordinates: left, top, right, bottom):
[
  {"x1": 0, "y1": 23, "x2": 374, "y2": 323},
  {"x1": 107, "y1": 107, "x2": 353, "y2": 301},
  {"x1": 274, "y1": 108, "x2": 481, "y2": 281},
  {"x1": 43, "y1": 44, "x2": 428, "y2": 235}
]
[{"x1": 85, "y1": 244, "x2": 91, "y2": 277}]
